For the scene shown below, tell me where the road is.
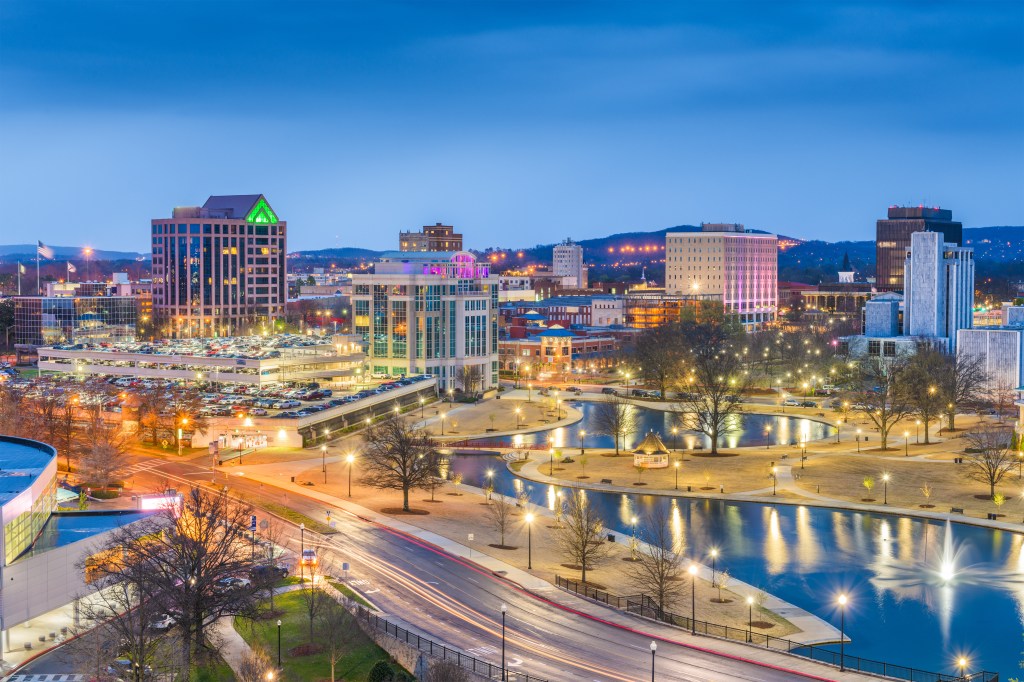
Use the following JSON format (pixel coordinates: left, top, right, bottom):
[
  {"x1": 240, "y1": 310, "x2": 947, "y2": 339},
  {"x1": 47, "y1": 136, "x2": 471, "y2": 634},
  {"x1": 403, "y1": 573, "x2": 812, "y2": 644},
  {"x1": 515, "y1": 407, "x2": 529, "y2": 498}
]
[{"x1": 22, "y1": 453, "x2": 860, "y2": 682}]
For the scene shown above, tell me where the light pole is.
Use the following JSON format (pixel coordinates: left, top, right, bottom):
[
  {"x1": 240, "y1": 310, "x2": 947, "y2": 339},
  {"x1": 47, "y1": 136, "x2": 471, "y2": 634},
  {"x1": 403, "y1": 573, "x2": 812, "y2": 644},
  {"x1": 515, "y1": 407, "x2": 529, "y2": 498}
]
[
  {"x1": 527, "y1": 382, "x2": 533, "y2": 402},
  {"x1": 579, "y1": 429, "x2": 585, "y2": 455},
  {"x1": 856, "y1": 428, "x2": 862, "y2": 452},
  {"x1": 440, "y1": 414, "x2": 445, "y2": 436},
  {"x1": 904, "y1": 431, "x2": 910, "y2": 456},
  {"x1": 915, "y1": 419, "x2": 921, "y2": 443},
  {"x1": 709, "y1": 548, "x2": 718, "y2": 587},
  {"x1": 957, "y1": 657, "x2": 968, "y2": 681},
  {"x1": 419, "y1": 397, "x2": 425, "y2": 419},
  {"x1": 501, "y1": 603, "x2": 508, "y2": 681},
  {"x1": 515, "y1": 407, "x2": 522, "y2": 430},
  {"x1": 485, "y1": 469, "x2": 494, "y2": 500},
  {"x1": 674, "y1": 461, "x2": 680, "y2": 490},
  {"x1": 650, "y1": 641, "x2": 657, "y2": 682},
  {"x1": 771, "y1": 466, "x2": 778, "y2": 496},
  {"x1": 525, "y1": 512, "x2": 534, "y2": 569},
  {"x1": 276, "y1": 619, "x2": 282, "y2": 668},
  {"x1": 299, "y1": 523, "x2": 306, "y2": 584},
  {"x1": 765, "y1": 425, "x2": 772, "y2": 450},
  {"x1": 800, "y1": 442, "x2": 806, "y2": 469},
  {"x1": 836, "y1": 420, "x2": 842, "y2": 444},
  {"x1": 671, "y1": 426, "x2": 678, "y2": 452},
  {"x1": 746, "y1": 595, "x2": 754, "y2": 642},
  {"x1": 321, "y1": 445, "x2": 327, "y2": 484},
  {"x1": 549, "y1": 448, "x2": 555, "y2": 476},
  {"x1": 688, "y1": 564, "x2": 698, "y2": 634},
  {"x1": 346, "y1": 454, "x2": 354, "y2": 497},
  {"x1": 882, "y1": 473, "x2": 890, "y2": 504},
  {"x1": 178, "y1": 417, "x2": 188, "y2": 457},
  {"x1": 837, "y1": 593, "x2": 848, "y2": 672}
]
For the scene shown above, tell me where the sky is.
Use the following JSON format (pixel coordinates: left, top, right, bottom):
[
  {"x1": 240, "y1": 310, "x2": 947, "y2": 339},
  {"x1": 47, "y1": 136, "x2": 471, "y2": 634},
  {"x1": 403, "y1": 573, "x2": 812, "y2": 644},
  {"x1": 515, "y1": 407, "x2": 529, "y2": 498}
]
[{"x1": 1, "y1": 1, "x2": 1022, "y2": 253}]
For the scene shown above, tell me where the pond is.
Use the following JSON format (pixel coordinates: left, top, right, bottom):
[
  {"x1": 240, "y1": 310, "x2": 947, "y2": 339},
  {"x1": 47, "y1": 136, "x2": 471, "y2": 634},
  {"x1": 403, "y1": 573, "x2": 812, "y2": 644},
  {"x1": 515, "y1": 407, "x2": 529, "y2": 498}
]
[
  {"x1": 448, "y1": 454, "x2": 1024, "y2": 678},
  {"x1": 465, "y1": 400, "x2": 836, "y2": 450}
]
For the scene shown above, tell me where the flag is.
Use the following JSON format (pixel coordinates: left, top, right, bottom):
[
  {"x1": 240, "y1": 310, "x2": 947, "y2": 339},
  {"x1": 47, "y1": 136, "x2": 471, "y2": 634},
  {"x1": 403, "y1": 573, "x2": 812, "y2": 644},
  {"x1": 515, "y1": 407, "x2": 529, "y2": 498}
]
[
  {"x1": 19, "y1": 263, "x2": 26, "y2": 274},
  {"x1": 37, "y1": 241, "x2": 54, "y2": 259},
  {"x1": 67, "y1": 262, "x2": 77, "y2": 273}
]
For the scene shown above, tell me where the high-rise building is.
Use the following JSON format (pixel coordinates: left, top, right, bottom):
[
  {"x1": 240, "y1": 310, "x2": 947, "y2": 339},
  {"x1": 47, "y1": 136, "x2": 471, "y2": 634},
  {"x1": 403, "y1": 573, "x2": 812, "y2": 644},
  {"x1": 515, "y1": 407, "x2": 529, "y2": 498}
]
[
  {"x1": 351, "y1": 251, "x2": 498, "y2": 391},
  {"x1": 904, "y1": 231, "x2": 974, "y2": 352},
  {"x1": 151, "y1": 195, "x2": 287, "y2": 338},
  {"x1": 398, "y1": 223, "x2": 463, "y2": 252},
  {"x1": 876, "y1": 206, "x2": 962, "y2": 292},
  {"x1": 552, "y1": 238, "x2": 587, "y2": 287},
  {"x1": 664, "y1": 223, "x2": 777, "y2": 327}
]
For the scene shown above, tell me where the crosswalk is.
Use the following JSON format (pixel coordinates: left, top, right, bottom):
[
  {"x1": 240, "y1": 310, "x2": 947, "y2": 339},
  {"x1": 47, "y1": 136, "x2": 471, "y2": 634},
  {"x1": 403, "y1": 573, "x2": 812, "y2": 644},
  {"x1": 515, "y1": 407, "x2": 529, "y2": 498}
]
[
  {"x1": 121, "y1": 460, "x2": 167, "y2": 476},
  {"x1": 7, "y1": 675, "x2": 87, "y2": 682}
]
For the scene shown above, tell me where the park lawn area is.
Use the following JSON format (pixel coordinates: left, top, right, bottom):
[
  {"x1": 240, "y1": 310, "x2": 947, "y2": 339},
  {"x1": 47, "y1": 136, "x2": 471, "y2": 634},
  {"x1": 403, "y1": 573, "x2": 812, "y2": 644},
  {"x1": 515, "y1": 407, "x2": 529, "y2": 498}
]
[
  {"x1": 260, "y1": 501, "x2": 337, "y2": 535},
  {"x1": 327, "y1": 579, "x2": 372, "y2": 608},
  {"x1": 193, "y1": 657, "x2": 235, "y2": 682},
  {"x1": 235, "y1": 590, "x2": 391, "y2": 682}
]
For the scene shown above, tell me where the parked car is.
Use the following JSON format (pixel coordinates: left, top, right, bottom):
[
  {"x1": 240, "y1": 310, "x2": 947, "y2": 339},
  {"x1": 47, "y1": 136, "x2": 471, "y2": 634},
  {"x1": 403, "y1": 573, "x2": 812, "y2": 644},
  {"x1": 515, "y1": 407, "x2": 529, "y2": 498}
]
[
  {"x1": 601, "y1": 387, "x2": 618, "y2": 395},
  {"x1": 250, "y1": 563, "x2": 289, "y2": 581},
  {"x1": 147, "y1": 613, "x2": 174, "y2": 631},
  {"x1": 800, "y1": 400, "x2": 818, "y2": 408},
  {"x1": 783, "y1": 398, "x2": 801, "y2": 407}
]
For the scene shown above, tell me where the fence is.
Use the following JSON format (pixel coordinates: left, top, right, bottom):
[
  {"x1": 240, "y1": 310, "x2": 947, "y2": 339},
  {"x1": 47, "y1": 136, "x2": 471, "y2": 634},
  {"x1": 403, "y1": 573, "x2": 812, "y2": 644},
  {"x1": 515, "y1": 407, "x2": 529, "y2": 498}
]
[
  {"x1": 556, "y1": 577, "x2": 999, "y2": 682},
  {"x1": 354, "y1": 603, "x2": 549, "y2": 682},
  {"x1": 445, "y1": 438, "x2": 550, "y2": 451}
]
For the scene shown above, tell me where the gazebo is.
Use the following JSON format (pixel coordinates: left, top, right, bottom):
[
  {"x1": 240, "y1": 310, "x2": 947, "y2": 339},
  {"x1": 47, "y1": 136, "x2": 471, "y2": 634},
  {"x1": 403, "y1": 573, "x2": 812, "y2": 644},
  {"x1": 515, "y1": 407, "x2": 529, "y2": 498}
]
[{"x1": 633, "y1": 431, "x2": 670, "y2": 468}]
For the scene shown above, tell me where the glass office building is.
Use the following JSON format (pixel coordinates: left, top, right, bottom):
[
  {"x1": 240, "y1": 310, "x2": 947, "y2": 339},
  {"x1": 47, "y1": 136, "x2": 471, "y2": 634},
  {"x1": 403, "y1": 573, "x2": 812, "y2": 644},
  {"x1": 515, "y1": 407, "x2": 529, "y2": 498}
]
[{"x1": 13, "y1": 295, "x2": 139, "y2": 346}]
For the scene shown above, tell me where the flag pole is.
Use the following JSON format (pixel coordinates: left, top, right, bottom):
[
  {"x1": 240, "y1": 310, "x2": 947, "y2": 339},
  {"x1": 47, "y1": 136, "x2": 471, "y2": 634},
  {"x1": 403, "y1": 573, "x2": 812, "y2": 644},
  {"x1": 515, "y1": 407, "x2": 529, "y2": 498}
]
[
  {"x1": 36, "y1": 248, "x2": 40, "y2": 296},
  {"x1": 17, "y1": 261, "x2": 21, "y2": 295}
]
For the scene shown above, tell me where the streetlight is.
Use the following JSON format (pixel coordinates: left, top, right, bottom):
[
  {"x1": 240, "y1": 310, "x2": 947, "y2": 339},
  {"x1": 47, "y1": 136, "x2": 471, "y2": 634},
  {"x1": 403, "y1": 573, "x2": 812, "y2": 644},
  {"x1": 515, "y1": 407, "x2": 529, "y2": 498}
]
[
  {"x1": 419, "y1": 397, "x2": 425, "y2": 419},
  {"x1": 957, "y1": 656, "x2": 968, "y2": 681},
  {"x1": 515, "y1": 406, "x2": 522, "y2": 430},
  {"x1": 709, "y1": 548, "x2": 718, "y2": 587},
  {"x1": 649, "y1": 641, "x2": 657, "y2": 682},
  {"x1": 837, "y1": 593, "x2": 848, "y2": 671},
  {"x1": 524, "y1": 512, "x2": 534, "y2": 569},
  {"x1": 836, "y1": 420, "x2": 842, "y2": 444},
  {"x1": 746, "y1": 595, "x2": 754, "y2": 642},
  {"x1": 688, "y1": 564, "x2": 698, "y2": 634},
  {"x1": 299, "y1": 522, "x2": 306, "y2": 584},
  {"x1": 549, "y1": 448, "x2": 555, "y2": 476},
  {"x1": 764, "y1": 424, "x2": 772, "y2": 450},
  {"x1": 440, "y1": 414, "x2": 446, "y2": 436},
  {"x1": 882, "y1": 473, "x2": 890, "y2": 504},
  {"x1": 501, "y1": 603, "x2": 508, "y2": 682},
  {"x1": 485, "y1": 469, "x2": 494, "y2": 500},
  {"x1": 276, "y1": 619, "x2": 282, "y2": 668},
  {"x1": 856, "y1": 428, "x2": 862, "y2": 452},
  {"x1": 321, "y1": 445, "x2": 327, "y2": 484},
  {"x1": 674, "y1": 461, "x2": 680, "y2": 490},
  {"x1": 178, "y1": 417, "x2": 188, "y2": 457},
  {"x1": 671, "y1": 426, "x2": 678, "y2": 452},
  {"x1": 578, "y1": 429, "x2": 585, "y2": 455},
  {"x1": 904, "y1": 431, "x2": 910, "y2": 456},
  {"x1": 527, "y1": 382, "x2": 533, "y2": 402},
  {"x1": 266, "y1": 670, "x2": 274, "y2": 681},
  {"x1": 346, "y1": 454, "x2": 355, "y2": 497},
  {"x1": 915, "y1": 419, "x2": 921, "y2": 443},
  {"x1": 771, "y1": 466, "x2": 778, "y2": 496}
]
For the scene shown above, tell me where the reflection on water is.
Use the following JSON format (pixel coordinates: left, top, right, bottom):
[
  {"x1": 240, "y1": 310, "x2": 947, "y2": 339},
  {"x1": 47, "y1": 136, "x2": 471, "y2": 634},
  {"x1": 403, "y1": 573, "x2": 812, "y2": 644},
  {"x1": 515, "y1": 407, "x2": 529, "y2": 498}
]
[
  {"x1": 465, "y1": 402, "x2": 835, "y2": 450},
  {"x1": 448, "y1": 454, "x2": 1024, "y2": 676}
]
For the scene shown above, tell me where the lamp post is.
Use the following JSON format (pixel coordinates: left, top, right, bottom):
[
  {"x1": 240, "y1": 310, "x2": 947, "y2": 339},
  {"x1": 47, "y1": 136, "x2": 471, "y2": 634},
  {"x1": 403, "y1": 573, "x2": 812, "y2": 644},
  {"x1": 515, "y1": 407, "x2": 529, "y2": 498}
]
[
  {"x1": 501, "y1": 603, "x2": 508, "y2": 682},
  {"x1": 579, "y1": 429, "x2": 585, "y2": 455},
  {"x1": 485, "y1": 469, "x2": 494, "y2": 500},
  {"x1": 800, "y1": 442, "x2": 806, "y2": 469},
  {"x1": 276, "y1": 619, "x2": 282, "y2": 668},
  {"x1": 674, "y1": 461, "x2": 680, "y2": 490},
  {"x1": 419, "y1": 397, "x2": 425, "y2": 419},
  {"x1": 671, "y1": 426, "x2": 678, "y2": 452},
  {"x1": 771, "y1": 466, "x2": 778, "y2": 496},
  {"x1": 709, "y1": 548, "x2": 718, "y2": 587},
  {"x1": 837, "y1": 593, "x2": 848, "y2": 671},
  {"x1": 299, "y1": 523, "x2": 305, "y2": 583},
  {"x1": 178, "y1": 417, "x2": 188, "y2": 457},
  {"x1": 515, "y1": 407, "x2": 522, "y2": 430},
  {"x1": 346, "y1": 454, "x2": 354, "y2": 497},
  {"x1": 856, "y1": 428, "x2": 862, "y2": 453},
  {"x1": 904, "y1": 431, "x2": 910, "y2": 456},
  {"x1": 688, "y1": 564, "x2": 698, "y2": 634},
  {"x1": 746, "y1": 595, "x2": 754, "y2": 642},
  {"x1": 957, "y1": 657, "x2": 968, "y2": 681},
  {"x1": 882, "y1": 473, "x2": 890, "y2": 505},
  {"x1": 527, "y1": 382, "x2": 533, "y2": 402},
  {"x1": 649, "y1": 641, "x2": 657, "y2": 682},
  {"x1": 549, "y1": 448, "x2": 555, "y2": 476},
  {"x1": 836, "y1": 420, "x2": 842, "y2": 444},
  {"x1": 321, "y1": 445, "x2": 327, "y2": 484},
  {"x1": 525, "y1": 513, "x2": 534, "y2": 569},
  {"x1": 440, "y1": 414, "x2": 445, "y2": 436},
  {"x1": 915, "y1": 419, "x2": 921, "y2": 443}
]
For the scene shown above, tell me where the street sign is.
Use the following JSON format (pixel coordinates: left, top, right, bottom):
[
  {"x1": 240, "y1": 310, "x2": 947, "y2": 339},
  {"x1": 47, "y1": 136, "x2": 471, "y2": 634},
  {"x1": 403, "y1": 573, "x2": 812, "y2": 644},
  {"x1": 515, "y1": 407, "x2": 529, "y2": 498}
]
[{"x1": 249, "y1": 515, "x2": 257, "y2": 531}]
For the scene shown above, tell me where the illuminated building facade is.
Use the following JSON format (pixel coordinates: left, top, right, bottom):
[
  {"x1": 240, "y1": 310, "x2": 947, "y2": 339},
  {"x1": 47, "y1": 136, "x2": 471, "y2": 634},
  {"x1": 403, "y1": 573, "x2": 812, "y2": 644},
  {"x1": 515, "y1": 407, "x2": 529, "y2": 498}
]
[
  {"x1": 875, "y1": 206, "x2": 962, "y2": 293},
  {"x1": 664, "y1": 223, "x2": 777, "y2": 327},
  {"x1": 399, "y1": 223, "x2": 463, "y2": 252},
  {"x1": 13, "y1": 295, "x2": 138, "y2": 347},
  {"x1": 351, "y1": 252, "x2": 499, "y2": 391},
  {"x1": 151, "y1": 194, "x2": 287, "y2": 338}
]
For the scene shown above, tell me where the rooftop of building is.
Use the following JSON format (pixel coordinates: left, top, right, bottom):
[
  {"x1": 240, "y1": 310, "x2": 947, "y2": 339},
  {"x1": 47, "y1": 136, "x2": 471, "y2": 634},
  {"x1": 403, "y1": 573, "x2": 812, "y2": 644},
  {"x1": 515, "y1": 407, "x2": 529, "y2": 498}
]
[
  {"x1": 166, "y1": 194, "x2": 280, "y2": 223},
  {"x1": 42, "y1": 333, "x2": 341, "y2": 359},
  {"x1": 0, "y1": 437, "x2": 56, "y2": 507},
  {"x1": 537, "y1": 325, "x2": 575, "y2": 338},
  {"x1": 884, "y1": 206, "x2": 955, "y2": 221}
]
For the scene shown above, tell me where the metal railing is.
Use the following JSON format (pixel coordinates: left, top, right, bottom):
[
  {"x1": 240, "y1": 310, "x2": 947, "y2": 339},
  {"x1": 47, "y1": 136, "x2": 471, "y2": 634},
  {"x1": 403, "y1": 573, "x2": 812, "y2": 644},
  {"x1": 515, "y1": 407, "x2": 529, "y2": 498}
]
[
  {"x1": 354, "y1": 603, "x2": 549, "y2": 682},
  {"x1": 556, "y1": 577, "x2": 999, "y2": 682}
]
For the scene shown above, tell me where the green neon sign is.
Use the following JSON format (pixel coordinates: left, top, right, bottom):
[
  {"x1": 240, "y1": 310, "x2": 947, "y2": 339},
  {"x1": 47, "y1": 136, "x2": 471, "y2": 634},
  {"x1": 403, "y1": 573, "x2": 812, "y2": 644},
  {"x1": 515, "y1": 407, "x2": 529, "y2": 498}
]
[{"x1": 246, "y1": 197, "x2": 278, "y2": 224}]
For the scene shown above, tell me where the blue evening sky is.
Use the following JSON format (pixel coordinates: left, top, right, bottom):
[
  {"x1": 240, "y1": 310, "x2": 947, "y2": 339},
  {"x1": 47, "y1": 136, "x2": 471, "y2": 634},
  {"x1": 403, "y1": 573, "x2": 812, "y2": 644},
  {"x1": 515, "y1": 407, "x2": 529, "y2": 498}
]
[{"x1": 1, "y1": 1, "x2": 1021, "y2": 252}]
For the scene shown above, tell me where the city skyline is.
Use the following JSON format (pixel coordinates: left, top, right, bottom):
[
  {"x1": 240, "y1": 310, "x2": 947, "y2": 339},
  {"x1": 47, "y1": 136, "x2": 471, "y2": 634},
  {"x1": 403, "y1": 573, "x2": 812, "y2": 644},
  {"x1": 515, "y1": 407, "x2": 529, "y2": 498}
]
[{"x1": 2, "y1": 1, "x2": 1022, "y2": 252}]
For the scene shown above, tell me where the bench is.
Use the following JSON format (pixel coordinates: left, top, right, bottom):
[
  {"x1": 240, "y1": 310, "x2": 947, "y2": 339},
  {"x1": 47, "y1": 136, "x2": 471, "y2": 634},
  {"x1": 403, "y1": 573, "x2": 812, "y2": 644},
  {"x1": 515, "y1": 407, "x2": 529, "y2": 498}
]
[
  {"x1": 950, "y1": 507, "x2": 964, "y2": 514},
  {"x1": 600, "y1": 479, "x2": 613, "y2": 484}
]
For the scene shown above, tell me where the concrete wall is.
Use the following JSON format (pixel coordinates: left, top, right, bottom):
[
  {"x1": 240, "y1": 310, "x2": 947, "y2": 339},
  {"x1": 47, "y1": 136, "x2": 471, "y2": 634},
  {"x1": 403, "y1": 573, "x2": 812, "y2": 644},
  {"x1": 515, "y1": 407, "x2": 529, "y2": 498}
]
[{"x1": 957, "y1": 328, "x2": 1024, "y2": 392}]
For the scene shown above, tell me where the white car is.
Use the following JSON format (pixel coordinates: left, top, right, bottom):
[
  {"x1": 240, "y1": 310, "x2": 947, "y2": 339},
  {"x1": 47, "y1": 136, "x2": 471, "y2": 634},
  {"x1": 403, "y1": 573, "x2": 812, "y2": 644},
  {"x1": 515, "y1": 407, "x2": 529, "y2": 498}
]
[
  {"x1": 148, "y1": 613, "x2": 173, "y2": 631},
  {"x1": 783, "y1": 398, "x2": 801, "y2": 407}
]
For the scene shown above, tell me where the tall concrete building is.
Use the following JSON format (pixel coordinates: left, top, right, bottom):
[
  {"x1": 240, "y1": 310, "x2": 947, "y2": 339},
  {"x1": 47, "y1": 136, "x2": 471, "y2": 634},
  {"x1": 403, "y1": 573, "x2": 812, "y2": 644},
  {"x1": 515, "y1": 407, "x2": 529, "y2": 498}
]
[
  {"x1": 399, "y1": 223, "x2": 463, "y2": 252},
  {"x1": 151, "y1": 195, "x2": 287, "y2": 338},
  {"x1": 552, "y1": 238, "x2": 587, "y2": 288},
  {"x1": 876, "y1": 206, "x2": 962, "y2": 292},
  {"x1": 903, "y1": 231, "x2": 973, "y2": 352},
  {"x1": 664, "y1": 223, "x2": 777, "y2": 327},
  {"x1": 351, "y1": 251, "x2": 498, "y2": 391}
]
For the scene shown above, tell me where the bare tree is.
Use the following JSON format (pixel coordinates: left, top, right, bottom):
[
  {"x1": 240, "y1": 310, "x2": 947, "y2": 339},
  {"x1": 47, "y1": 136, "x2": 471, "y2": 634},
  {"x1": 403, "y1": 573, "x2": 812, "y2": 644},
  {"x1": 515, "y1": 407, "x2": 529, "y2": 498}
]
[
  {"x1": 846, "y1": 356, "x2": 913, "y2": 450},
  {"x1": 299, "y1": 555, "x2": 333, "y2": 641},
  {"x1": 0, "y1": 382, "x2": 33, "y2": 438},
  {"x1": 714, "y1": 569, "x2": 732, "y2": 603},
  {"x1": 424, "y1": 474, "x2": 445, "y2": 502},
  {"x1": 903, "y1": 348, "x2": 947, "y2": 444},
  {"x1": 487, "y1": 493, "x2": 516, "y2": 548},
  {"x1": 455, "y1": 365, "x2": 483, "y2": 396},
  {"x1": 963, "y1": 426, "x2": 1016, "y2": 499},
  {"x1": 634, "y1": 324, "x2": 686, "y2": 399},
  {"x1": 938, "y1": 352, "x2": 987, "y2": 431},
  {"x1": 73, "y1": 581, "x2": 165, "y2": 682},
  {"x1": 318, "y1": 599, "x2": 358, "y2": 682},
  {"x1": 254, "y1": 516, "x2": 288, "y2": 614},
  {"x1": 592, "y1": 397, "x2": 638, "y2": 455},
  {"x1": 673, "y1": 322, "x2": 750, "y2": 456},
  {"x1": 80, "y1": 413, "x2": 130, "y2": 489},
  {"x1": 236, "y1": 645, "x2": 274, "y2": 682},
  {"x1": 624, "y1": 506, "x2": 685, "y2": 613},
  {"x1": 429, "y1": 660, "x2": 471, "y2": 682},
  {"x1": 557, "y1": 489, "x2": 608, "y2": 584},
  {"x1": 87, "y1": 487, "x2": 265, "y2": 671},
  {"x1": 992, "y1": 380, "x2": 1018, "y2": 422},
  {"x1": 360, "y1": 415, "x2": 441, "y2": 511}
]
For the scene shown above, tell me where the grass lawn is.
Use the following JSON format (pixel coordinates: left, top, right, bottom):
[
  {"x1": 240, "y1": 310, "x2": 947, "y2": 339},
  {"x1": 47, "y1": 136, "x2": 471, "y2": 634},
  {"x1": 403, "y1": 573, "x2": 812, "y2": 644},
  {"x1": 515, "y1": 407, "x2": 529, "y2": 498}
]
[
  {"x1": 234, "y1": 590, "x2": 393, "y2": 682},
  {"x1": 193, "y1": 658, "x2": 235, "y2": 681},
  {"x1": 327, "y1": 579, "x2": 372, "y2": 608},
  {"x1": 261, "y1": 502, "x2": 338, "y2": 535}
]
